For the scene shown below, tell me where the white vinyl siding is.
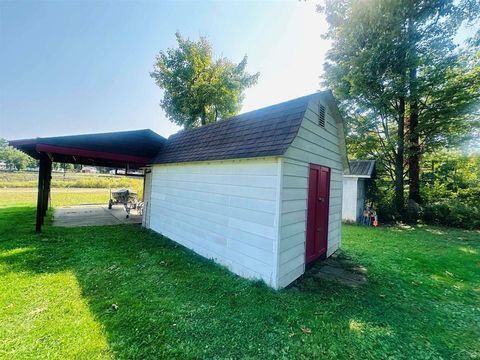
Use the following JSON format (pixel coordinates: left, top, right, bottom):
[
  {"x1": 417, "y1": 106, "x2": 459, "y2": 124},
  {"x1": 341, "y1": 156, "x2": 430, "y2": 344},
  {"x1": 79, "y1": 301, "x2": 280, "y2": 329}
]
[
  {"x1": 147, "y1": 158, "x2": 281, "y2": 288},
  {"x1": 142, "y1": 171, "x2": 152, "y2": 228},
  {"x1": 278, "y1": 96, "x2": 344, "y2": 288},
  {"x1": 342, "y1": 177, "x2": 358, "y2": 222},
  {"x1": 342, "y1": 177, "x2": 367, "y2": 222}
]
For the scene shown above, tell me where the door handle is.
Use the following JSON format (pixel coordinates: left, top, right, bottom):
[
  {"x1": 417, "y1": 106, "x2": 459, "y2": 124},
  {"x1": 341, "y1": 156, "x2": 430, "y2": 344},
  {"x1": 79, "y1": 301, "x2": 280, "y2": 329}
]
[{"x1": 318, "y1": 197, "x2": 324, "y2": 202}]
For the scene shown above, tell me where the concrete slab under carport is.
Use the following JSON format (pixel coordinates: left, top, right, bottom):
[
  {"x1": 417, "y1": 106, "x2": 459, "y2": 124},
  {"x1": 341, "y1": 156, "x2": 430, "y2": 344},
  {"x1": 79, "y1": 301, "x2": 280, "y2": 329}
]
[{"x1": 53, "y1": 204, "x2": 142, "y2": 227}]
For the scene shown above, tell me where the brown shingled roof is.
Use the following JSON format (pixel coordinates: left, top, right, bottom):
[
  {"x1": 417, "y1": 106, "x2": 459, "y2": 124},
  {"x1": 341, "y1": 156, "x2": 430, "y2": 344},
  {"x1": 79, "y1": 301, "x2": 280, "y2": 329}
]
[{"x1": 152, "y1": 93, "x2": 322, "y2": 164}]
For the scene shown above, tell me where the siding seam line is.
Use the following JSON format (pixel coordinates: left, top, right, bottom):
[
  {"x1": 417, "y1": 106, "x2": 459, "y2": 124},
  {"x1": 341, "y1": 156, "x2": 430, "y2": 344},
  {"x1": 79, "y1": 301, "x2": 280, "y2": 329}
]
[
  {"x1": 151, "y1": 192, "x2": 276, "y2": 215},
  {"x1": 273, "y1": 157, "x2": 283, "y2": 289},
  {"x1": 150, "y1": 182, "x2": 276, "y2": 201},
  {"x1": 149, "y1": 203, "x2": 276, "y2": 246}
]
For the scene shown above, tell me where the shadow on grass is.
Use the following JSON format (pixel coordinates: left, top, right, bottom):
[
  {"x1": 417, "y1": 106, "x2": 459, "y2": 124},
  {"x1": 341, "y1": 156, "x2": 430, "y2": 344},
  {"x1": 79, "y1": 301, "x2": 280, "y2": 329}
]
[{"x1": 1, "y1": 207, "x2": 479, "y2": 359}]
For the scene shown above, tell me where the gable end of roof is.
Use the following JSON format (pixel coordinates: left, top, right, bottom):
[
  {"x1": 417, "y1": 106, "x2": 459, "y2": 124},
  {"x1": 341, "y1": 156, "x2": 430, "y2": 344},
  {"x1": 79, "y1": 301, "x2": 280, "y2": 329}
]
[{"x1": 152, "y1": 93, "x2": 324, "y2": 164}]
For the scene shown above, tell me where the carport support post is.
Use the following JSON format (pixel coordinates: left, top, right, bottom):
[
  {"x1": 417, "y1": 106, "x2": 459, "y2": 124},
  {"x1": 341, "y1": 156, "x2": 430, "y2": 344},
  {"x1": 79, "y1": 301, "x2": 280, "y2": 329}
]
[
  {"x1": 36, "y1": 157, "x2": 52, "y2": 232},
  {"x1": 36, "y1": 158, "x2": 46, "y2": 232},
  {"x1": 42, "y1": 159, "x2": 52, "y2": 219}
]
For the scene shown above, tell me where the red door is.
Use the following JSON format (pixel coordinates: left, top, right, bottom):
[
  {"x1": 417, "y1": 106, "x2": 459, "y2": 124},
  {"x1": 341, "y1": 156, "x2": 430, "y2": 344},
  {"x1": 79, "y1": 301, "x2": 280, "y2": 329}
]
[{"x1": 306, "y1": 164, "x2": 330, "y2": 264}]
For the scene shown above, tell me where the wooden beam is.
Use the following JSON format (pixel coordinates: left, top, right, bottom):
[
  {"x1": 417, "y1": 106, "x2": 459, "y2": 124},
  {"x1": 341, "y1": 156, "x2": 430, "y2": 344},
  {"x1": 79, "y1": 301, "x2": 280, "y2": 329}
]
[
  {"x1": 36, "y1": 158, "x2": 46, "y2": 232},
  {"x1": 42, "y1": 159, "x2": 52, "y2": 219},
  {"x1": 142, "y1": 170, "x2": 146, "y2": 202},
  {"x1": 114, "y1": 167, "x2": 145, "y2": 177},
  {"x1": 35, "y1": 144, "x2": 150, "y2": 165},
  {"x1": 47, "y1": 159, "x2": 52, "y2": 211}
]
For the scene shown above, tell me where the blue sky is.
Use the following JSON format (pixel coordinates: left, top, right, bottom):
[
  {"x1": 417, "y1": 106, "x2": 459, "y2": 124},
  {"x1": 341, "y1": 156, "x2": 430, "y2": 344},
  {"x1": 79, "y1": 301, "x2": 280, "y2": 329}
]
[{"x1": 0, "y1": 1, "x2": 330, "y2": 140}]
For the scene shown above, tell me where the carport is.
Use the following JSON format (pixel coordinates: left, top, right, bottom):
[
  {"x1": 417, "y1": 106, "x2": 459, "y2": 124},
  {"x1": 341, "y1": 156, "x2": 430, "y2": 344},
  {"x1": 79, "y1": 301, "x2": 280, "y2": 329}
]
[{"x1": 9, "y1": 129, "x2": 166, "y2": 232}]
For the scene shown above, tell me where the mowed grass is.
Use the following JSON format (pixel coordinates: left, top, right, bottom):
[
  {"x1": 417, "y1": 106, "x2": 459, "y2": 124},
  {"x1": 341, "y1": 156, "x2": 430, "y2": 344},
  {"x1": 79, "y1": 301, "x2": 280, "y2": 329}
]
[{"x1": 0, "y1": 191, "x2": 479, "y2": 359}]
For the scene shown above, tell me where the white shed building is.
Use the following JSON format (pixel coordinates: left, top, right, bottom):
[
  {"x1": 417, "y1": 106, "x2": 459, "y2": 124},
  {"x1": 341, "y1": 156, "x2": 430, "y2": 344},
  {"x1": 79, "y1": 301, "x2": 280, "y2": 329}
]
[
  {"x1": 342, "y1": 160, "x2": 375, "y2": 222},
  {"x1": 142, "y1": 91, "x2": 349, "y2": 289}
]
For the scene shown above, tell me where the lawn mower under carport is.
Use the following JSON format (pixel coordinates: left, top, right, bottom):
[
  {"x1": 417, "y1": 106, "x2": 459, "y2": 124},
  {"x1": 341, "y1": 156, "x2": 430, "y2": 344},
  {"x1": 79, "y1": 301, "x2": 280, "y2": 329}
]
[{"x1": 108, "y1": 188, "x2": 143, "y2": 218}]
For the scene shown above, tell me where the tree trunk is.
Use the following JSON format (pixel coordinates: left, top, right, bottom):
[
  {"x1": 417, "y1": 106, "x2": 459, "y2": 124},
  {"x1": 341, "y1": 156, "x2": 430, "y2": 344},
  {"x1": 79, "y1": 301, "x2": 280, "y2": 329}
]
[
  {"x1": 408, "y1": 68, "x2": 421, "y2": 203},
  {"x1": 395, "y1": 97, "x2": 405, "y2": 215},
  {"x1": 407, "y1": 14, "x2": 421, "y2": 204},
  {"x1": 201, "y1": 106, "x2": 207, "y2": 126}
]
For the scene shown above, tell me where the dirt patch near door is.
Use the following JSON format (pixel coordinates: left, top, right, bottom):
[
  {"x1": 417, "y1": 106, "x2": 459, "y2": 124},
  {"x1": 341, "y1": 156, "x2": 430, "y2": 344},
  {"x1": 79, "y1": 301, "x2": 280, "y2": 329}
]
[{"x1": 307, "y1": 251, "x2": 368, "y2": 288}]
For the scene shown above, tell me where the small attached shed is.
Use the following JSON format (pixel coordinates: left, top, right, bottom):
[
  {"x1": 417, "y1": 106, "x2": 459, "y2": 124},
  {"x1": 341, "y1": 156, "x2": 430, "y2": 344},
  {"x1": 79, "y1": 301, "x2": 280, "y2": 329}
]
[
  {"x1": 143, "y1": 91, "x2": 349, "y2": 289},
  {"x1": 342, "y1": 160, "x2": 375, "y2": 222}
]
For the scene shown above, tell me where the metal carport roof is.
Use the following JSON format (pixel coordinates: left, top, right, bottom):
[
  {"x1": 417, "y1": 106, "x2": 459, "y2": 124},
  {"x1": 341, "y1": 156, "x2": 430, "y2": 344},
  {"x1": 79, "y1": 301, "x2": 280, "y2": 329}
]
[
  {"x1": 9, "y1": 129, "x2": 166, "y2": 169},
  {"x1": 9, "y1": 129, "x2": 166, "y2": 232}
]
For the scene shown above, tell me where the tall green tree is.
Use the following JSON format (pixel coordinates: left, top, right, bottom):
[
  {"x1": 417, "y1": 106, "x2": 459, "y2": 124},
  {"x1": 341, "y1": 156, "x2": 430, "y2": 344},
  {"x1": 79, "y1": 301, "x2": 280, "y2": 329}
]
[
  {"x1": 320, "y1": 0, "x2": 480, "y2": 215},
  {"x1": 321, "y1": 0, "x2": 412, "y2": 213},
  {"x1": 403, "y1": 0, "x2": 480, "y2": 203},
  {"x1": 0, "y1": 138, "x2": 37, "y2": 170},
  {"x1": 151, "y1": 32, "x2": 259, "y2": 129}
]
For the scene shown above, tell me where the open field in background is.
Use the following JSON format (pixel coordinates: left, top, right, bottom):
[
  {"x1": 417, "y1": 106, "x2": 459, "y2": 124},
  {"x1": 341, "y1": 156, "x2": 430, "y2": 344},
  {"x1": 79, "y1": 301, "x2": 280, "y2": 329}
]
[
  {"x1": 0, "y1": 171, "x2": 143, "y2": 196},
  {"x1": 0, "y1": 171, "x2": 143, "y2": 205},
  {"x1": 0, "y1": 190, "x2": 479, "y2": 358},
  {"x1": 0, "y1": 188, "x2": 111, "y2": 208}
]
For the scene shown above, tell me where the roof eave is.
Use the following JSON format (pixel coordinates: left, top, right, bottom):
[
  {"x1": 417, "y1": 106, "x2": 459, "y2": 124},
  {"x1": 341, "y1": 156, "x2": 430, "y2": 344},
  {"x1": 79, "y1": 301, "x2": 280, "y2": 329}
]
[{"x1": 343, "y1": 174, "x2": 372, "y2": 179}]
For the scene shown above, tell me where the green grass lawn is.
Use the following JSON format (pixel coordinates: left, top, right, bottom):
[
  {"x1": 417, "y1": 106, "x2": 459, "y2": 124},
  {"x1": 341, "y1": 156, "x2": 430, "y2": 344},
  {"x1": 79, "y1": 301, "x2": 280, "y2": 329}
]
[{"x1": 0, "y1": 192, "x2": 479, "y2": 359}]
